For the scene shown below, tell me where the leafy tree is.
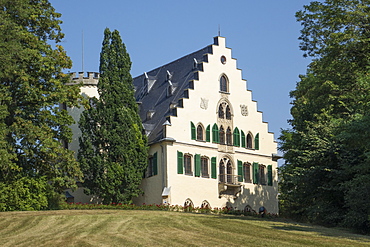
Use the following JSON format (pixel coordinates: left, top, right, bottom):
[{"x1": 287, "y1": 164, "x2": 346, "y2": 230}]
[
  {"x1": 78, "y1": 28, "x2": 148, "y2": 204},
  {"x1": 279, "y1": 0, "x2": 370, "y2": 232},
  {"x1": 0, "y1": 0, "x2": 83, "y2": 210}
]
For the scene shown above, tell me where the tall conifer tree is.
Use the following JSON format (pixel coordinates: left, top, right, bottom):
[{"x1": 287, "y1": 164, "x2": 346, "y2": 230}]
[
  {"x1": 78, "y1": 28, "x2": 148, "y2": 204},
  {"x1": 0, "y1": 0, "x2": 83, "y2": 210}
]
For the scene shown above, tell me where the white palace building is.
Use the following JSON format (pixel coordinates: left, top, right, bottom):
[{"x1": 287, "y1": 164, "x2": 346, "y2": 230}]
[{"x1": 66, "y1": 36, "x2": 279, "y2": 214}]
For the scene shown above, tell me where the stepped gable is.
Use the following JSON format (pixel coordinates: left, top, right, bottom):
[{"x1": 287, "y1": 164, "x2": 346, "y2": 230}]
[{"x1": 133, "y1": 45, "x2": 212, "y2": 143}]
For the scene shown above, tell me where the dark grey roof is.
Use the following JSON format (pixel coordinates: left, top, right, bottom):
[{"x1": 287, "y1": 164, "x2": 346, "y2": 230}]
[{"x1": 133, "y1": 44, "x2": 213, "y2": 143}]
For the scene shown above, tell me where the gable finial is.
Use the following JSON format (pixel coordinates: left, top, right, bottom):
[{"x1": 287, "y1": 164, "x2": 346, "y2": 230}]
[{"x1": 218, "y1": 24, "x2": 221, "y2": 36}]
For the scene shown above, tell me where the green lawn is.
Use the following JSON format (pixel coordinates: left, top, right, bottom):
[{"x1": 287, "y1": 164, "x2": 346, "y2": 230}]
[{"x1": 0, "y1": 210, "x2": 369, "y2": 246}]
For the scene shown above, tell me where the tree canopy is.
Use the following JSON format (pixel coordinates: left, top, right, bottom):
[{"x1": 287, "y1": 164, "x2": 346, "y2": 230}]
[
  {"x1": 0, "y1": 0, "x2": 83, "y2": 210},
  {"x1": 78, "y1": 28, "x2": 148, "y2": 204},
  {"x1": 279, "y1": 0, "x2": 370, "y2": 233}
]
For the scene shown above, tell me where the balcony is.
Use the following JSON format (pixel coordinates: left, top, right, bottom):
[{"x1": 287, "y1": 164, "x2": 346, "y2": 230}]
[{"x1": 218, "y1": 174, "x2": 242, "y2": 198}]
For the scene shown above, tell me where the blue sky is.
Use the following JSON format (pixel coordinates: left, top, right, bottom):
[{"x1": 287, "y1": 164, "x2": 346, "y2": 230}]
[{"x1": 50, "y1": 0, "x2": 313, "y2": 152}]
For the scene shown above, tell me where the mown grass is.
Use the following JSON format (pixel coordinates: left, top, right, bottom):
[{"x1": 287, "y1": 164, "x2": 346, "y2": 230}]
[{"x1": 0, "y1": 210, "x2": 369, "y2": 246}]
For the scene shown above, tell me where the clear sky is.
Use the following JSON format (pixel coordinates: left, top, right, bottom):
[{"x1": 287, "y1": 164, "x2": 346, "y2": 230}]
[{"x1": 50, "y1": 0, "x2": 313, "y2": 155}]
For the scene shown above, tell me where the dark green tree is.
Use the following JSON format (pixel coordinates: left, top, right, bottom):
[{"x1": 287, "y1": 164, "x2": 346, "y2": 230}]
[
  {"x1": 78, "y1": 28, "x2": 148, "y2": 204},
  {"x1": 0, "y1": 0, "x2": 83, "y2": 210},
  {"x1": 279, "y1": 0, "x2": 370, "y2": 232}
]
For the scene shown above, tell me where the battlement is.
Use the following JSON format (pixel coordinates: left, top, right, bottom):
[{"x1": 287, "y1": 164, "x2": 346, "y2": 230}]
[{"x1": 67, "y1": 72, "x2": 99, "y2": 86}]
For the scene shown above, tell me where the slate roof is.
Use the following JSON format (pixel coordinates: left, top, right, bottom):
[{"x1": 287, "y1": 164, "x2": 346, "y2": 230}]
[{"x1": 133, "y1": 43, "x2": 213, "y2": 144}]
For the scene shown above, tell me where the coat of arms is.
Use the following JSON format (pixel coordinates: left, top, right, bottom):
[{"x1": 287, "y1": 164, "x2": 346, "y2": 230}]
[
  {"x1": 200, "y1": 98, "x2": 209, "y2": 110},
  {"x1": 240, "y1": 105, "x2": 248, "y2": 116}
]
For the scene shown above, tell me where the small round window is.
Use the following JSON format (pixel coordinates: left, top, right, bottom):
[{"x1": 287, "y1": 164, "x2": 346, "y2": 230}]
[{"x1": 221, "y1": 56, "x2": 226, "y2": 64}]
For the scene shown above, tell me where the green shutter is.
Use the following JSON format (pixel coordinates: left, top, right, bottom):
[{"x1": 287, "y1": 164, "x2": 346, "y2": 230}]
[
  {"x1": 177, "y1": 151, "x2": 183, "y2": 174},
  {"x1": 212, "y1": 124, "x2": 219, "y2": 143},
  {"x1": 237, "y1": 160, "x2": 243, "y2": 182},
  {"x1": 195, "y1": 154, "x2": 201, "y2": 177},
  {"x1": 254, "y1": 133, "x2": 259, "y2": 150},
  {"x1": 253, "y1": 162, "x2": 259, "y2": 184},
  {"x1": 153, "y1": 152, "x2": 158, "y2": 175},
  {"x1": 233, "y1": 127, "x2": 240, "y2": 147},
  {"x1": 211, "y1": 157, "x2": 217, "y2": 179},
  {"x1": 241, "y1": 130, "x2": 246, "y2": 148},
  {"x1": 206, "y1": 125, "x2": 210, "y2": 142},
  {"x1": 267, "y1": 165, "x2": 273, "y2": 186},
  {"x1": 191, "y1": 122, "x2": 196, "y2": 140}
]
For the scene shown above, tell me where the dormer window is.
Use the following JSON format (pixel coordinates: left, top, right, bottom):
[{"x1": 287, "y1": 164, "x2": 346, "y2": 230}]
[
  {"x1": 147, "y1": 110, "x2": 155, "y2": 121},
  {"x1": 220, "y1": 74, "x2": 228, "y2": 93}
]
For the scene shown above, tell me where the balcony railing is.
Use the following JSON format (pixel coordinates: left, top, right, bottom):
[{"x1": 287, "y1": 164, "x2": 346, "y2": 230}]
[{"x1": 218, "y1": 174, "x2": 241, "y2": 186}]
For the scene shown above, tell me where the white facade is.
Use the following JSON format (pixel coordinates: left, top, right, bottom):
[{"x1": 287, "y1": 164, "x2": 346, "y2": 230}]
[{"x1": 133, "y1": 37, "x2": 279, "y2": 213}]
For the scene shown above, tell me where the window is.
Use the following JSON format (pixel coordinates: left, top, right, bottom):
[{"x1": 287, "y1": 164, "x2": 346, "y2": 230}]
[
  {"x1": 219, "y1": 157, "x2": 233, "y2": 183},
  {"x1": 259, "y1": 165, "x2": 266, "y2": 185},
  {"x1": 184, "y1": 154, "x2": 192, "y2": 175},
  {"x1": 246, "y1": 133, "x2": 253, "y2": 149},
  {"x1": 220, "y1": 75, "x2": 228, "y2": 92},
  {"x1": 218, "y1": 104, "x2": 224, "y2": 118},
  {"x1": 219, "y1": 159, "x2": 225, "y2": 183},
  {"x1": 227, "y1": 160, "x2": 233, "y2": 183},
  {"x1": 226, "y1": 105, "x2": 231, "y2": 119},
  {"x1": 243, "y1": 162, "x2": 251, "y2": 183},
  {"x1": 201, "y1": 157, "x2": 209, "y2": 178},
  {"x1": 184, "y1": 198, "x2": 194, "y2": 212},
  {"x1": 146, "y1": 152, "x2": 158, "y2": 177},
  {"x1": 226, "y1": 127, "x2": 232, "y2": 145},
  {"x1": 201, "y1": 200, "x2": 211, "y2": 209},
  {"x1": 219, "y1": 126, "x2": 225, "y2": 145},
  {"x1": 196, "y1": 125, "x2": 204, "y2": 141}
]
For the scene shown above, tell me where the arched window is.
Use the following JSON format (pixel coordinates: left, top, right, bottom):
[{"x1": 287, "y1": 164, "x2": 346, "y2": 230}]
[
  {"x1": 218, "y1": 104, "x2": 224, "y2": 118},
  {"x1": 201, "y1": 200, "x2": 211, "y2": 209},
  {"x1": 246, "y1": 133, "x2": 253, "y2": 149},
  {"x1": 219, "y1": 157, "x2": 233, "y2": 184},
  {"x1": 219, "y1": 160, "x2": 225, "y2": 183},
  {"x1": 219, "y1": 125, "x2": 225, "y2": 145},
  {"x1": 227, "y1": 160, "x2": 233, "y2": 183},
  {"x1": 226, "y1": 127, "x2": 232, "y2": 145},
  {"x1": 196, "y1": 125, "x2": 203, "y2": 141},
  {"x1": 226, "y1": 105, "x2": 231, "y2": 119},
  {"x1": 220, "y1": 75, "x2": 228, "y2": 92},
  {"x1": 184, "y1": 198, "x2": 194, "y2": 212}
]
